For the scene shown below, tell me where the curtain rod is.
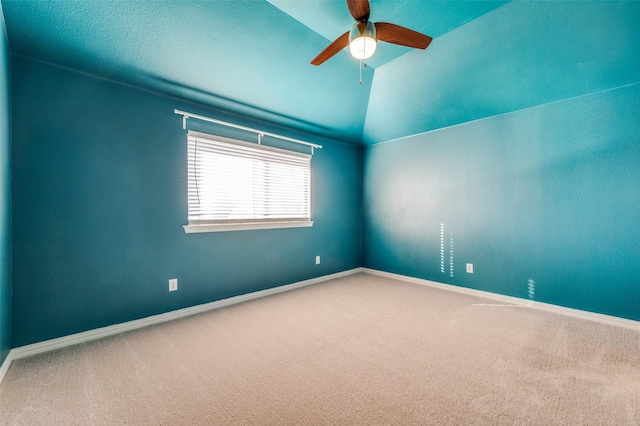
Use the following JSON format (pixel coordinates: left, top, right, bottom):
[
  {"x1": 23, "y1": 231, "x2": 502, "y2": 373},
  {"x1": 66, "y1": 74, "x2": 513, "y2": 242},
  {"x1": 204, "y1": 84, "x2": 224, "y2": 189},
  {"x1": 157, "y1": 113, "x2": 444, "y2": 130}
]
[{"x1": 174, "y1": 109, "x2": 322, "y2": 152}]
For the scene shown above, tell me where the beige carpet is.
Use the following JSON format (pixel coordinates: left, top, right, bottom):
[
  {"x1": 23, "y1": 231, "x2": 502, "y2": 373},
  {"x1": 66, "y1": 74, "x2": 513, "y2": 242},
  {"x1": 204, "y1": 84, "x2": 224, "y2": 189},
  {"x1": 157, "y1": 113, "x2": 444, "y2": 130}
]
[{"x1": 1, "y1": 273, "x2": 639, "y2": 425}]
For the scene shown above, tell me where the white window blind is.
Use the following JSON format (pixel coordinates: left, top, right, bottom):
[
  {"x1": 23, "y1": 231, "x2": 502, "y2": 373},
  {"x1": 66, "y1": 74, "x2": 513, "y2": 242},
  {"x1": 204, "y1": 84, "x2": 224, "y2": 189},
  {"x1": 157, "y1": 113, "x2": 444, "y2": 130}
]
[{"x1": 185, "y1": 131, "x2": 312, "y2": 232}]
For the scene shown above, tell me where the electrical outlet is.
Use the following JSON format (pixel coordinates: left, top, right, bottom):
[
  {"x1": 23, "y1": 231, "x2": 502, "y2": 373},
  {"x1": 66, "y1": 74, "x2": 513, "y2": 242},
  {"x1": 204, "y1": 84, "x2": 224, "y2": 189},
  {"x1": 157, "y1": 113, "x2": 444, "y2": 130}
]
[
  {"x1": 466, "y1": 263, "x2": 473, "y2": 274},
  {"x1": 169, "y1": 278, "x2": 178, "y2": 292},
  {"x1": 315, "y1": 255, "x2": 321, "y2": 265}
]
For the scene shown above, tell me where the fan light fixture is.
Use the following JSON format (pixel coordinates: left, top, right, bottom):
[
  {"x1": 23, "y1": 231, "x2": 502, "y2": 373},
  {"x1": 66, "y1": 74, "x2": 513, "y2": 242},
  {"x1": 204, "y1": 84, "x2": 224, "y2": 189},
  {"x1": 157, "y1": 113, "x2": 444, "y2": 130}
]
[
  {"x1": 310, "y1": 0, "x2": 432, "y2": 68},
  {"x1": 349, "y1": 21, "x2": 377, "y2": 60}
]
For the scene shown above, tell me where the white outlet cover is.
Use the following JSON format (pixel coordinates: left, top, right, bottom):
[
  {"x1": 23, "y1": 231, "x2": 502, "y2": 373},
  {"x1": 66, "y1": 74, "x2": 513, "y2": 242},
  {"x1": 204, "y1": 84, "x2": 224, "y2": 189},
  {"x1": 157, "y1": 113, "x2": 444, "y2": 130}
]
[
  {"x1": 169, "y1": 278, "x2": 178, "y2": 291},
  {"x1": 466, "y1": 263, "x2": 473, "y2": 273},
  {"x1": 315, "y1": 256, "x2": 320, "y2": 265}
]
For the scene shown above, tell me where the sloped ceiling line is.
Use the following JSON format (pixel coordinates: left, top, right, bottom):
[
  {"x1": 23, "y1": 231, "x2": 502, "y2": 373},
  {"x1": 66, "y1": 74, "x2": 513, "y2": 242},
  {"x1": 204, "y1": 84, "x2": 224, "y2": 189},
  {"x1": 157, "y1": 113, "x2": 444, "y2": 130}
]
[{"x1": 2, "y1": 0, "x2": 638, "y2": 146}]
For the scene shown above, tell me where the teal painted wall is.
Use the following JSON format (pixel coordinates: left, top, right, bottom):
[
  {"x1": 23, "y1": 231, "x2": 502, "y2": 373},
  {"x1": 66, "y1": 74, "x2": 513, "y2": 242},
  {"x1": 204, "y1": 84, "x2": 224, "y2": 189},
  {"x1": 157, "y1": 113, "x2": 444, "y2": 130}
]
[
  {"x1": 0, "y1": 3, "x2": 11, "y2": 364},
  {"x1": 363, "y1": 83, "x2": 640, "y2": 321},
  {"x1": 11, "y1": 57, "x2": 362, "y2": 347}
]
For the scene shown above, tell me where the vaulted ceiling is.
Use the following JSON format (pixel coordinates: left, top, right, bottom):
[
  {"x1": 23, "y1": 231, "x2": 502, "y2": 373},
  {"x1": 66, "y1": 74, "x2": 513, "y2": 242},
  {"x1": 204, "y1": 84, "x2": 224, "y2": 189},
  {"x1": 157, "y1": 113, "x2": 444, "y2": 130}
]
[{"x1": 2, "y1": 0, "x2": 639, "y2": 145}]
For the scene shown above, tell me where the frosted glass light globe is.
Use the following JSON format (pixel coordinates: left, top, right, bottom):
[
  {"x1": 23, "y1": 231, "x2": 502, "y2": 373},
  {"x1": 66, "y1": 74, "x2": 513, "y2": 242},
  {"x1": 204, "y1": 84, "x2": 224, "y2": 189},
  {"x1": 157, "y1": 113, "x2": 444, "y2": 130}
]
[{"x1": 349, "y1": 21, "x2": 377, "y2": 60}]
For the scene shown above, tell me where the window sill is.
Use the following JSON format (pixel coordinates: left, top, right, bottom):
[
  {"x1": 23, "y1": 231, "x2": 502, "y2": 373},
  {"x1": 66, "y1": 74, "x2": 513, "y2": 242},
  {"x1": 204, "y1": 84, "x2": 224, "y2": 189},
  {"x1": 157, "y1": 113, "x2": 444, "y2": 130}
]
[{"x1": 183, "y1": 221, "x2": 314, "y2": 233}]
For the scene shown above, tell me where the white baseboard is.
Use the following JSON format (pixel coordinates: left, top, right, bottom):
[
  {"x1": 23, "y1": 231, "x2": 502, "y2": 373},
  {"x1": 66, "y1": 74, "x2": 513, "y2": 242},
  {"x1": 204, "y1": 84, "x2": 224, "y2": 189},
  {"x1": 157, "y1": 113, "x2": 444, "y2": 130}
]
[
  {"x1": 3, "y1": 266, "x2": 638, "y2": 385},
  {"x1": 0, "y1": 350, "x2": 14, "y2": 385},
  {"x1": 0, "y1": 267, "x2": 364, "y2": 384},
  {"x1": 363, "y1": 268, "x2": 640, "y2": 332}
]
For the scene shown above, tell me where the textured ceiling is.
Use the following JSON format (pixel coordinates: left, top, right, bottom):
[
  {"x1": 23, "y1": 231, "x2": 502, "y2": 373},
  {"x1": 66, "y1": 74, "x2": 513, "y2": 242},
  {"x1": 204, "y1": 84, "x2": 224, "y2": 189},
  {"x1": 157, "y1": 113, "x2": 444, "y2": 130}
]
[
  {"x1": 2, "y1": 0, "x2": 639, "y2": 145},
  {"x1": 267, "y1": 0, "x2": 507, "y2": 69}
]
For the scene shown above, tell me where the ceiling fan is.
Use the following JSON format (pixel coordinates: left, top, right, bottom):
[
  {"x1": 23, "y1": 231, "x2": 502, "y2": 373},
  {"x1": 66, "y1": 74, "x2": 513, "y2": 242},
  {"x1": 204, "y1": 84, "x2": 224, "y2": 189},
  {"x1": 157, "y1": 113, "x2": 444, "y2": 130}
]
[{"x1": 311, "y1": 0, "x2": 433, "y2": 66}]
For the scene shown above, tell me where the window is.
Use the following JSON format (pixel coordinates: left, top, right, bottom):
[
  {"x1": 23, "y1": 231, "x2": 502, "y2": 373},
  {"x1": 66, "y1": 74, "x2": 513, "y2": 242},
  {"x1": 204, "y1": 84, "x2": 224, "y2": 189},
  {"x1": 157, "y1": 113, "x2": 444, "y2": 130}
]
[{"x1": 183, "y1": 131, "x2": 313, "y2": 233}]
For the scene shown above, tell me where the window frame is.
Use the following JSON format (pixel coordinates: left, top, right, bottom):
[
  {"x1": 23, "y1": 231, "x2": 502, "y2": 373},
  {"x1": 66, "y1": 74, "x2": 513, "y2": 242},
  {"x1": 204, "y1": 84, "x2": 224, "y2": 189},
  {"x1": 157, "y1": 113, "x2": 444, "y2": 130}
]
[{"x1": 183, "y1": 131, "x2": 314, "y2": 234}]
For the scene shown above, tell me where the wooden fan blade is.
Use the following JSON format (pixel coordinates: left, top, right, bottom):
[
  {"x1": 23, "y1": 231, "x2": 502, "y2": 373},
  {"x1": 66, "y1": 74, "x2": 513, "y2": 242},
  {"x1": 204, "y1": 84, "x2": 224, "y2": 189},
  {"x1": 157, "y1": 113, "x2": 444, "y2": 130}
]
[
  {"x1": 311, "y1": 31, "x2": 350, "y2": 66},
  {"x1": 346, "y1": 0, "x2": 370, "y2": 21},
  {"x1": 374, "y1": 22, "x2": 432, "y2": 49}
]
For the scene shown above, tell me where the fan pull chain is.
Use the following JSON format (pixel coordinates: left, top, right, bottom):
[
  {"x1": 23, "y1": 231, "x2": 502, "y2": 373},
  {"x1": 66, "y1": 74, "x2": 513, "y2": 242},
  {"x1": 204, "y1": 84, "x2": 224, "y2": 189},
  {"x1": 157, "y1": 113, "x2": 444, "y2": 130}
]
[
  {"x1": 358, "y1": 60, "x2": 368, "y2": 85},
  {"x1": 359, "y1": 61, "x2": 367, "y2": 84}
]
